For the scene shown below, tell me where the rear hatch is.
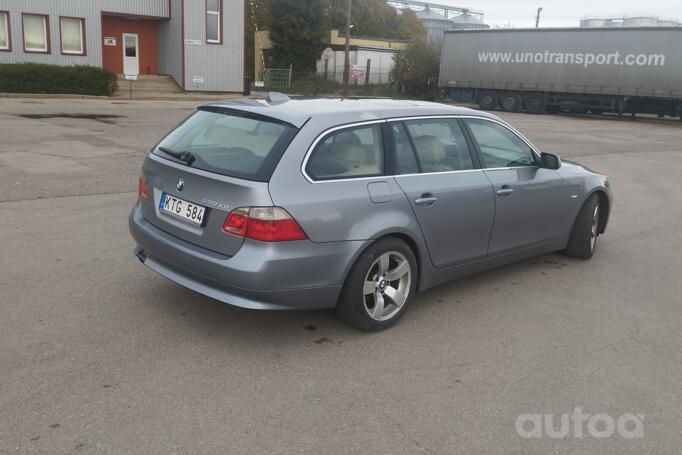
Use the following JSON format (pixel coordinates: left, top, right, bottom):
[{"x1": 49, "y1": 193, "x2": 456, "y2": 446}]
[{"x1": 138, "y1": 106, "x2": 299, "y2": 257}]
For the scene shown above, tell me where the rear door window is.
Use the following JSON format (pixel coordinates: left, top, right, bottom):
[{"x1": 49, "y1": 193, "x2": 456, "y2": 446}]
[
  {"x1": 306, "y1": 124, "x2": 384, "y2": 180},
  {"x1": 154, "y1": 108, "x2": 298, "y2": 181},
  {"x1": 390, "y1": 122, "x2": 420, "y2": 175},
  {"x1": 401, "y1": 119, "x2": 474, "y2": 173}
]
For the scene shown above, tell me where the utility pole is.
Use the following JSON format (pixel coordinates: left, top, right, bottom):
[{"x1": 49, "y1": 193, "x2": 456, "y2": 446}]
[
  {"x1": 535, "y1": 7, "x2": 543, "y2": 28},
  {"x1": 342, "y1": 0, "x2": 352, "y2": 97}
]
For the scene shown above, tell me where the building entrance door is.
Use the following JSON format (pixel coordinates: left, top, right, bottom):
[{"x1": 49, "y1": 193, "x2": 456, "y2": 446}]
[{"x1": 122, "y1": 33, "x2": 139, "y2": 75}]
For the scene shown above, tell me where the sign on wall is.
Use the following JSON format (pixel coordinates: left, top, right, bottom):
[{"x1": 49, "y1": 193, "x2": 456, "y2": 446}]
[
  {"x1": 184, "y1": 39, "x2": 202, "y2": 46},
  {"x1": 104, "y1": 37, "x2": 116, "y2": 46}
]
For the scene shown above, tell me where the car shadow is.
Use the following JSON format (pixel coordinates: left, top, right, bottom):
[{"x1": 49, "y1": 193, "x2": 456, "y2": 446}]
[
  {"x1": 142, "y1": 279, "x2": 357, "y2": 349},
  {"x1": 146, "y1": 250, "x2": 576, "y2": 345}
]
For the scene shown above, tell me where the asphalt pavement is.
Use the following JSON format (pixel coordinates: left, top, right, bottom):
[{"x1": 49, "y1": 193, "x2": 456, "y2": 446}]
[{"x1": 1, "y1": 98, "x2": 681, "y2": 454}]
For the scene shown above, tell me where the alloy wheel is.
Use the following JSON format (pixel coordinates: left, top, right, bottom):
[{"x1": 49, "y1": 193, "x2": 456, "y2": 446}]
[
  {"x1": 590, "y1": 205, "x2": 600, "y2": 251},
  {"x1": 363, "y1": 251, "x2": 412, "y2": 321}
]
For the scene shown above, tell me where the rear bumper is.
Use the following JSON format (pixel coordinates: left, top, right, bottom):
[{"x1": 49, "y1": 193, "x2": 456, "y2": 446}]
[{"x1": 129, "y1": 203, "x2": 365, "y2": 310}]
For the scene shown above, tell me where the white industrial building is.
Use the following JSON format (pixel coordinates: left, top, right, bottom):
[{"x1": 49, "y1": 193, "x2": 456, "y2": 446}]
[
  {"x1": 316, "y1": 47, "x2": 397, "y2": 85},
  {"x1": 580, "y1": 16, "x2": 682, "y2": 28},
  {"x1": 0, "y1": 0, "x2": 245, "y2": 92}
]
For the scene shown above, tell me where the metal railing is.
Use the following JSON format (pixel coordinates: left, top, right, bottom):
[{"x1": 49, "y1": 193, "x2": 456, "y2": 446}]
[{"x1": 262, "y1": 66, "x2": 292, "y2": 87}]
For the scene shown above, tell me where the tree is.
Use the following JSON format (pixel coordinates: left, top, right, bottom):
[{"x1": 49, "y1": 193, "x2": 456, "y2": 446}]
[
  {"x1": 268, "y1": 0, "x2": 328, "y2": 72},
  {"x1": 245, "y1": 0, "x2": 270, "y2": 78},
  {"x1": 396, "y1": 9, "x2": 426, "y2": 39},
  {"x1": 264, "y1": 0, "x2": 428, "y2": 75},
  {"x1": 391, "y1": 34, "x2": 441, "y2": 98},
  {"x1": 325, "y1": 0, "x2": 425, "y2": 40},
  {"x1": 348, "y1": 0, "x2": 399, "y2": 38}
]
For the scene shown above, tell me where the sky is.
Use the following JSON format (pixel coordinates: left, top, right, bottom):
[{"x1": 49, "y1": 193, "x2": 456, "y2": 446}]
[{"x1": 435, "y1": 0, "x2": 682, "y2": 28}]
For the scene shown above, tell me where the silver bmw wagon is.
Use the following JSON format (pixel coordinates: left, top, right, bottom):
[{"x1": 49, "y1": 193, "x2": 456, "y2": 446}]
[{"x1": 129, "y1": 95, "x2": 612, "y2": 330}]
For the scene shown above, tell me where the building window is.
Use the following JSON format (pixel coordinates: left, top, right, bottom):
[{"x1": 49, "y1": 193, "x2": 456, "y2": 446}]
[
  {"x1": 0, "y1": 11, "x2": 10, "y2": 51},
  {"x1": 22, "y1": 14, "x2": 50, "y2": 53},
  {"x1": 206, "y1": 0, "x2": 222, "y2": 44},
  {"x1": 60, "y1": 17, "x2": 85, "y2": 55}
]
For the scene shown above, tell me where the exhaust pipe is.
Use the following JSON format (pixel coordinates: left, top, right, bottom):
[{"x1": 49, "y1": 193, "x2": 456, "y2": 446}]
[{"x1": 135, "y1": 248, "x2": 148, "y2": 263}]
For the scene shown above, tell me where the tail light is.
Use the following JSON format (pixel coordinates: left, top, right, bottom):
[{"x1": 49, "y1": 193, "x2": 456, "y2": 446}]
[
  {"x1": 138, "y1": 176, "x2": 149, "y2": 201},
  {"x1": 222, "y1": 207, "x2": 307, "y2": 242}
]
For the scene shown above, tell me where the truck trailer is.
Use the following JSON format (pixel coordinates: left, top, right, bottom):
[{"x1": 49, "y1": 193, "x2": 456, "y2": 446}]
[{"x1": 440, "y1": 27, "x2": 682, "y2": 119}]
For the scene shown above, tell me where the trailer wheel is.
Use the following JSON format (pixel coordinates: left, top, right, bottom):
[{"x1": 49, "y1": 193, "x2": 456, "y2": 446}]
[
  {"x1": 477, "y1": 90, "x2": 499, "y2": 110},
  {"x1": 523, "y1": 93, "x2": 545, "y2": 114},
  {"x1": 500, "y1": 92, "x2": 523, "y2": 112}
]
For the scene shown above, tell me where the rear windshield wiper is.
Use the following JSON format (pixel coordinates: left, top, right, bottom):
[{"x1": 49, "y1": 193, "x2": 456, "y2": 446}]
[{"x1": 157, "y1": 146, "x2": 196, "y2": 166}]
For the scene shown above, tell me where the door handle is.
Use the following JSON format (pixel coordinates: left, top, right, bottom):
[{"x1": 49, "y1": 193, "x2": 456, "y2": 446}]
[
  {"x1": 415, "y1": 193, "x2": 438, "y2": 206},
  {"x1": 496, "y1": 186, "x2": 515, "y2": 196}
]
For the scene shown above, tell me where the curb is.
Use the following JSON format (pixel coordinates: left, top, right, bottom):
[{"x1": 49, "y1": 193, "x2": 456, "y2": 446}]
[{"x1": 0, "y1": 92, "x2": 256, "y2": 101}]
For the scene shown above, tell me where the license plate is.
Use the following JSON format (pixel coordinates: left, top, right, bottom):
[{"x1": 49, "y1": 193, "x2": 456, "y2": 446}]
[{"x1": 159, "y1": 192, "x2": 205, "y2": 226}]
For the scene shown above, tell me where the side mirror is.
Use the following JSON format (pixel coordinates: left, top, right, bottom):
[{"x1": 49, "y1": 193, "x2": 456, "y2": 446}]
[{"x1": 540, "y1": 152, "x2": 561, "y2": 170}]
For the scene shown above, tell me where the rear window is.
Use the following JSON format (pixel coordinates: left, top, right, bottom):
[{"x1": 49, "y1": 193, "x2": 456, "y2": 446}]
[{"x1": 153, "y1": 108, "x2": 298, "y2": 181}]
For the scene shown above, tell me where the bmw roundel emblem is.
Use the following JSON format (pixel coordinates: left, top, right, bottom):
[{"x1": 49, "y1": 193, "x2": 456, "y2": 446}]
[{"x1": 176, "y1": 178, "x2": 184, "y2": 191}]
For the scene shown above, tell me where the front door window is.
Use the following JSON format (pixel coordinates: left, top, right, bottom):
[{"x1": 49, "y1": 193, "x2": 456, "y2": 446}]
[
  {"x1": 122, "y1": 33, "x2": 139, "y2": 75},
  {"x1": 466, "y1": 119, "x2": 536, "y2": 168}
]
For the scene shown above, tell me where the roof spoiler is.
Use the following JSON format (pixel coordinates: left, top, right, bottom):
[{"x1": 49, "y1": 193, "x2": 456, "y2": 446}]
[
  {"x1": 199, "y1": 92, "x2": 309, "y2": 128},
  {"x1": 266, "y1": 92, "x2": 290, "y2": 105}
]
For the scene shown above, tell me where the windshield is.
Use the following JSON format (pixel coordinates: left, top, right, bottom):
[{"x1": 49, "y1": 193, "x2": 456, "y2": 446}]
[{"x1": 153, "y1": 108, "x2": 298, "y2": 181}]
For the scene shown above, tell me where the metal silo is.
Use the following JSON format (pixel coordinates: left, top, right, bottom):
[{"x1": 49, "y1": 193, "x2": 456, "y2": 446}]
[
  {"x1": 416, "y1": 7, "x2": 456, "y2": 41},
  {"x1": 451, "y1": 12, "x2": 490, "y2": 30},
  {"x1": 580, "y1": 18, "x2": 609, "y2": 28},
  {"x1": 623, "y1": 17, "x2": 660, "y2": 27},
  {"x1": 657, "y1": 20, "x2": 682, "y2": 27}
]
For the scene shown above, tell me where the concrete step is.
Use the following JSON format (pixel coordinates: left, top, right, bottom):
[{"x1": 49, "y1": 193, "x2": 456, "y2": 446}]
[
  {"x1": 115, "y1": 78, "x2": 180, "y2": 86},
  {"x1": 117, "y1": 82, "x2": 183, "y2": 90},
  {"x1": 113, "y1": 90, "x2": 184, "y2": 99},
  {"x1": 114, "y1": 74, "x2": 182, "y2": 98},
  {"x1": 125, "y1": 90, "x2": 184, "y2": 96},
  {"x1": 115, "y1": 74, "x2": 177, "y2": 81}
]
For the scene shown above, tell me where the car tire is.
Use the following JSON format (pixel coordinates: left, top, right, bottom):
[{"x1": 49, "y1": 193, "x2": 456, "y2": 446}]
[
  {"x1": 565, "y1": 194, "x2": 600, "y2": 259},
  {"x1": 500, "y1": 92, "x2": 523, "y2": 112},
  {"x1": 477, "y1": 90, "x2": 499, "y2": 110},
  {"x1": 523, "y1": 93, "x2": 546, "y2": 114},
  {"x1": 336, "y1": 237, "x2": 417, "y2": 331}
]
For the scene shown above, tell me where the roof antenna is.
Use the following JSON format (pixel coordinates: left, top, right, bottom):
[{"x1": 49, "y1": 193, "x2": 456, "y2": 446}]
[{"x1": 266, "y1": 92, "x2": 290, "y2": 105}]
